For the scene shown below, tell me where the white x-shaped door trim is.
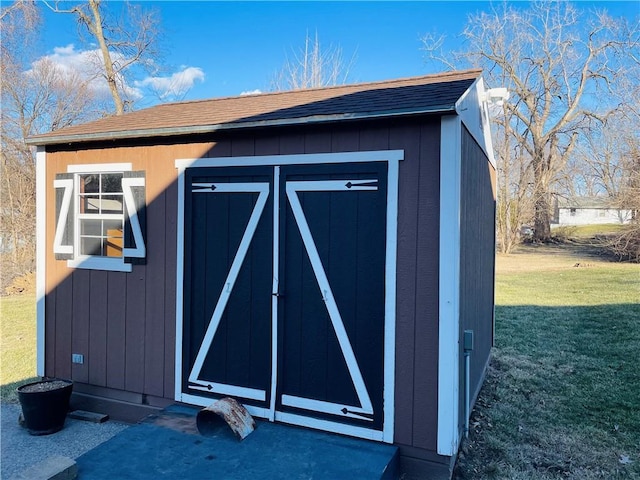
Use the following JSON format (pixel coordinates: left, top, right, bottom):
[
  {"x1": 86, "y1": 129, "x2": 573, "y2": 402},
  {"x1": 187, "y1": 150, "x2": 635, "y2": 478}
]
[
  {"x1": 281, "y1": 179, "x2": 378, "y2": 420},
  {"x1": 187, "y1": 182, "x2": 270, "y2": 402}
]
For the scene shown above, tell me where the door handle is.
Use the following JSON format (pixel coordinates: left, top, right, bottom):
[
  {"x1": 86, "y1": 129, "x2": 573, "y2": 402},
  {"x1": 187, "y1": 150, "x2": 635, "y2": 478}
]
[{"x1": 272, "y1": 292, "x2": 284, "y2": 298}]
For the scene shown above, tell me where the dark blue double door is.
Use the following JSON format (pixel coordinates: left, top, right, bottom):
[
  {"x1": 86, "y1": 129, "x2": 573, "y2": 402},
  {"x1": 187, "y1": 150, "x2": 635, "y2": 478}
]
[{"x1": 182, "y1": 162, "x2": 387, "y2": 434}]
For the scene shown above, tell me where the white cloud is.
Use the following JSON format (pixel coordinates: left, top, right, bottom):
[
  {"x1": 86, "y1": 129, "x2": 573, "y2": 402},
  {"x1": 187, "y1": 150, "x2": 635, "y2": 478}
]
[
  {"x1": 28, "y1": 44, "x2": 142, "y2": 100},
  {"x1": 135, "y1": 66, "x2": 205, "y2": 100},
  {"x1": 28, "y1": 44, "x2": 205, "y2": 103},
  {"x1": 240, "y1": 89, "x2": 263, "y2": 96}
]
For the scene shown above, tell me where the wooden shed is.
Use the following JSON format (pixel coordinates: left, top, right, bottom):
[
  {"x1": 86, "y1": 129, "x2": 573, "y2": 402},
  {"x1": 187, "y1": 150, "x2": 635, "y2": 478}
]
[{"x1": 27, "y1": 69, "x2": 496, "y2": 479}]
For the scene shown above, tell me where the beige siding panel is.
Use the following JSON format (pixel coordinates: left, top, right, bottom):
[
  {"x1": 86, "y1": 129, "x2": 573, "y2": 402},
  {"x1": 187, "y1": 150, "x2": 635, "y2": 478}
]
[
  {"x1": 143, "y1": 144, "x2": 167, "y2": 396},
  {"x1": 331, "y1": 127, "x2": 360, "y2": 152},
  {"x1": 163, "y1": 178, "x2": 178, "y2": 398},
  {"x1": 304, "y1": 128, "x2": 332, "y2": 154},
  {"x1": 277, "y1": 130, "x2": 305, "y2": 155},
  {"x1": 106, "y1": 271, "x2": 127, "y2": 390},
  {"x1": 459, "y1": 128, "x2": 495, "y2": 412},
  {"x1": 255, "y1": 135, "x2": 280, "y2": 156},
  {"x1": 71, "y1": 269, "x2": 90, "y2": 384},
  {"x1": 412, "y1": 121, "x2": 441, "y2": 450},
  {"x1": 390, "y1": 123, "x2": 421, "y2": 446},
  {"x1": 88, "y1": 270, "x2": 108, "y2": 386}
]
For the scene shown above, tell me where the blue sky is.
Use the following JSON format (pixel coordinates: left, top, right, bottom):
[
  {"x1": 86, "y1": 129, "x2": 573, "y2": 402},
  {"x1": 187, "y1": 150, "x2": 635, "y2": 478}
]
[{"x1": 35, "y1": 1, "x2": 639, "y2": 106}]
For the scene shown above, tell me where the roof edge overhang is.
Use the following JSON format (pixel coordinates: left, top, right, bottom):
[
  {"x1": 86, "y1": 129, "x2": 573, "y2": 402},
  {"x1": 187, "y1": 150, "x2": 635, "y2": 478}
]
[
  {"x1": 454, "y1": 76, "x2": 497, "y2": 168},
  {"x1": 26, "y1": 105, "x2": 456, "y2": 147}
]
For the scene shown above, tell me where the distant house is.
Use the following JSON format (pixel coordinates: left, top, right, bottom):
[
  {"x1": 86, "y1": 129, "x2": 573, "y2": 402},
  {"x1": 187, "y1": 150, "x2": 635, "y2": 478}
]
[{"x1": 554, "y1": 197, "x2": 632, "y2": 226}]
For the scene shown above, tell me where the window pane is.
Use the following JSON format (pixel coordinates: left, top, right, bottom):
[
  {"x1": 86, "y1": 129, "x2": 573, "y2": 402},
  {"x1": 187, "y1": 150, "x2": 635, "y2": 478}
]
[
  {"x1": 102, "y1": 173, "x2": 123, "y2": 193},
  {"x1": 81, "y1": 195, "x2": 100, "y2": 213},
  {"x1": 81, "y1": 237, "x2": 102, "y2": 256},
  {"x1": 81, "y1": 174, "x2": 99, "y2": 194},
  {"x1": 101, "y1": 195, "x2": 123, "y2": 214},
  {"x1": 103, "y1": 220, "x2": 123, "y2": 236},
  {"x1": 105, "y1": 236, "x2": 123, "y2": 257},
  {"x1": 80, "y1": 219, "x2": 102, "y2": 236}
]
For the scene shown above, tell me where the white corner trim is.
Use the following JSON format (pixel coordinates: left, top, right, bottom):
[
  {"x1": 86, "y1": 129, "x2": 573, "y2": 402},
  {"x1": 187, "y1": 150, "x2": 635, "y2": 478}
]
[
  {"x1": 36, "y1": 147, "x2": 47, "y2": 377},
  {"x1": 438, "y1": 115, "x2": 462, "y2": 456},
  {"x1": 383, "y1": 157, "x2": 400, "y2": 443}
]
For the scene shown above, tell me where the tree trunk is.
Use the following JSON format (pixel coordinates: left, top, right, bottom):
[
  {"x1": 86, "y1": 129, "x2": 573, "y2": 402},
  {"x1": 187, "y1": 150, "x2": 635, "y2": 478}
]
[
  {"x1": 87, "y1": 0, "x2": 125, "y2": 115},
  {"x1": 533, "y1": 193, "x2": 552, "y2": 242},
  {"x1": 532, "y1": 152, "x2": 553, "y2": 243}
]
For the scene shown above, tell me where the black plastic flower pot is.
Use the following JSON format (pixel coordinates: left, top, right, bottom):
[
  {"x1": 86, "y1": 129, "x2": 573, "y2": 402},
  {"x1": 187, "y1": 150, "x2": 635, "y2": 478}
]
[{"x1": 17, "y1": 378, "x2": 73, "y2": 435}]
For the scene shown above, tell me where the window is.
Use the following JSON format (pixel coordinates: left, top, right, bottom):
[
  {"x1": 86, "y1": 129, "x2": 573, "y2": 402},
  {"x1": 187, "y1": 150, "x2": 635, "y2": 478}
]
[
  {"x1": 54, "y1": 164, "x2": 146, "y2": 272},
  {"x1": 570, "y1": 208, "x2": 577, "y2": 216},
  {"x1": 78, "y1": 172, "x2": 125, "y2": 257}
]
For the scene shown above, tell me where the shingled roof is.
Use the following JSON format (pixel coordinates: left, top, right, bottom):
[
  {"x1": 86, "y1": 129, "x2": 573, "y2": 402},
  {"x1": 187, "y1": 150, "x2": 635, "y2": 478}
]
[{"x1": 27, "y1": 69, "x2": 481, "y2": 146}]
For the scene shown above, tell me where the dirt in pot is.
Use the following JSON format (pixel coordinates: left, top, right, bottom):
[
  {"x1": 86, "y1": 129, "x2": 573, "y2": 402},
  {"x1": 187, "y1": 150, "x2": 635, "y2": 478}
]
[{"x1": 19, "y1": 380, "x2": 71, "y2": 393}]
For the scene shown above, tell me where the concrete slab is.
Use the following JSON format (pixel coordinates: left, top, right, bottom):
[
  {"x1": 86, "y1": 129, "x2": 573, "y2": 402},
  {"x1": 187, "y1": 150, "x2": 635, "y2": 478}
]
[
  {"x1": 75, "y1": 405, "x2": 398, "y2": 479},
  {"x1": 11, "y1": 455, "x2": 77, "y2": 480}
]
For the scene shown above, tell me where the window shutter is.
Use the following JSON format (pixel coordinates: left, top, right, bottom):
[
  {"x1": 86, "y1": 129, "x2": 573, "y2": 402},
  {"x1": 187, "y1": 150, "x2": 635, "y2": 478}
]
[
  {"x1": 122, "y1": 171, "x2": 146, "y2": 264},
  {"x1": 53, "y1": 173, "x2": 74, "y2": 260}
]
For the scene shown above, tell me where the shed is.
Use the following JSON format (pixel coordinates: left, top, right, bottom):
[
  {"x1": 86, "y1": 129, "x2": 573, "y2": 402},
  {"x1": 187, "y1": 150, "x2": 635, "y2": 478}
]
[{"x1": 27, "y1": 69, "x2": 496, "y2": 479}]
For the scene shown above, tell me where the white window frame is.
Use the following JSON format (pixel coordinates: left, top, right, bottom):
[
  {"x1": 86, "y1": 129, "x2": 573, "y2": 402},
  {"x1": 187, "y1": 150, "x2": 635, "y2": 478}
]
[{"x1": 67, "y1": 163, "x2": 133, "y2": 272}]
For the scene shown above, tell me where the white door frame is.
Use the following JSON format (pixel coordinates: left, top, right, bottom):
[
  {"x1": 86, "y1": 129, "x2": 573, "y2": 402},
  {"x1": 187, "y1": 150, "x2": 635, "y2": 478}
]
[{"x1": 174, "y1": 150, "x2": 403, "y2": 443}]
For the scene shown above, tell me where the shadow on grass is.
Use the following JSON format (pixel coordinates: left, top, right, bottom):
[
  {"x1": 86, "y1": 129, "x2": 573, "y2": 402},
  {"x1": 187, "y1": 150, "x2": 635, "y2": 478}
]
[
  {"x1": 454, "y1": 303, "x2": 640, "y2": 480},
  {"x1": 0, "y1": 377, "x2": 40, "y2": 404}
]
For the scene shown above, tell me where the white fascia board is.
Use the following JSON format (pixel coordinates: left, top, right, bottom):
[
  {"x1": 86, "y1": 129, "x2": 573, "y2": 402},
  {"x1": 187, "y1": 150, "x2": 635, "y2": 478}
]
[
  {"x1": 437, "y1": 115, "x2": 462, "y2": 456},
  {"x1": 455, "y1": 77, "x2": 496, "y2": 168},
  {"x1": 36, "y1": 147, "x2": 47, "y2": 377}
]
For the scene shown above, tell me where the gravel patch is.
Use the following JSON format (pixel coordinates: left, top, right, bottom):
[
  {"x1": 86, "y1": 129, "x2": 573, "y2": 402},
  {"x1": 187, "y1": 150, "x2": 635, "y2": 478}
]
[{"x1": 1, "y1": 402, "x2": 128, "y2": 479}]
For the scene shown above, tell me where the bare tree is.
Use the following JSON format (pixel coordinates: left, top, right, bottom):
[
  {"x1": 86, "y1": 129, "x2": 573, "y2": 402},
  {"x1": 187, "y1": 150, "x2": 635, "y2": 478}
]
[
  {"x1": 1, "y1": 1, "x2": 38, "y2": 285},
  {"x1": 1, "y1": 1, "x2": 103, "y2": 289},
  {"x1": 493, "y1": 102, "x2": 536, "y2": 253},
  {"x1": 0, "y1": 0, "x2": 38, "y2": 43},
  {"x1": 598, "y1": 92, "x2": 640, "y2": 261},
  {"x1": 423, "y1": 2, "x2": 639, "y2": 242},
  {"x1": 42, "y1": 0, "x2": 161, "y2": 114},
  {"x1": 272, "y1": 32, "x2": 356, "y2": 91}
]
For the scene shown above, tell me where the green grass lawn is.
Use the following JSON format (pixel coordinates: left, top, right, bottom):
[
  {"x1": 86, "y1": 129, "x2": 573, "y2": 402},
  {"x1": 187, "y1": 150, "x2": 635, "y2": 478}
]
[
  {"x1": 0, "y1": 294, "x2": 38, "y2": 403},
  {"x1": 455, "y1": 245, "x2": 640, "y2": 479}
]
